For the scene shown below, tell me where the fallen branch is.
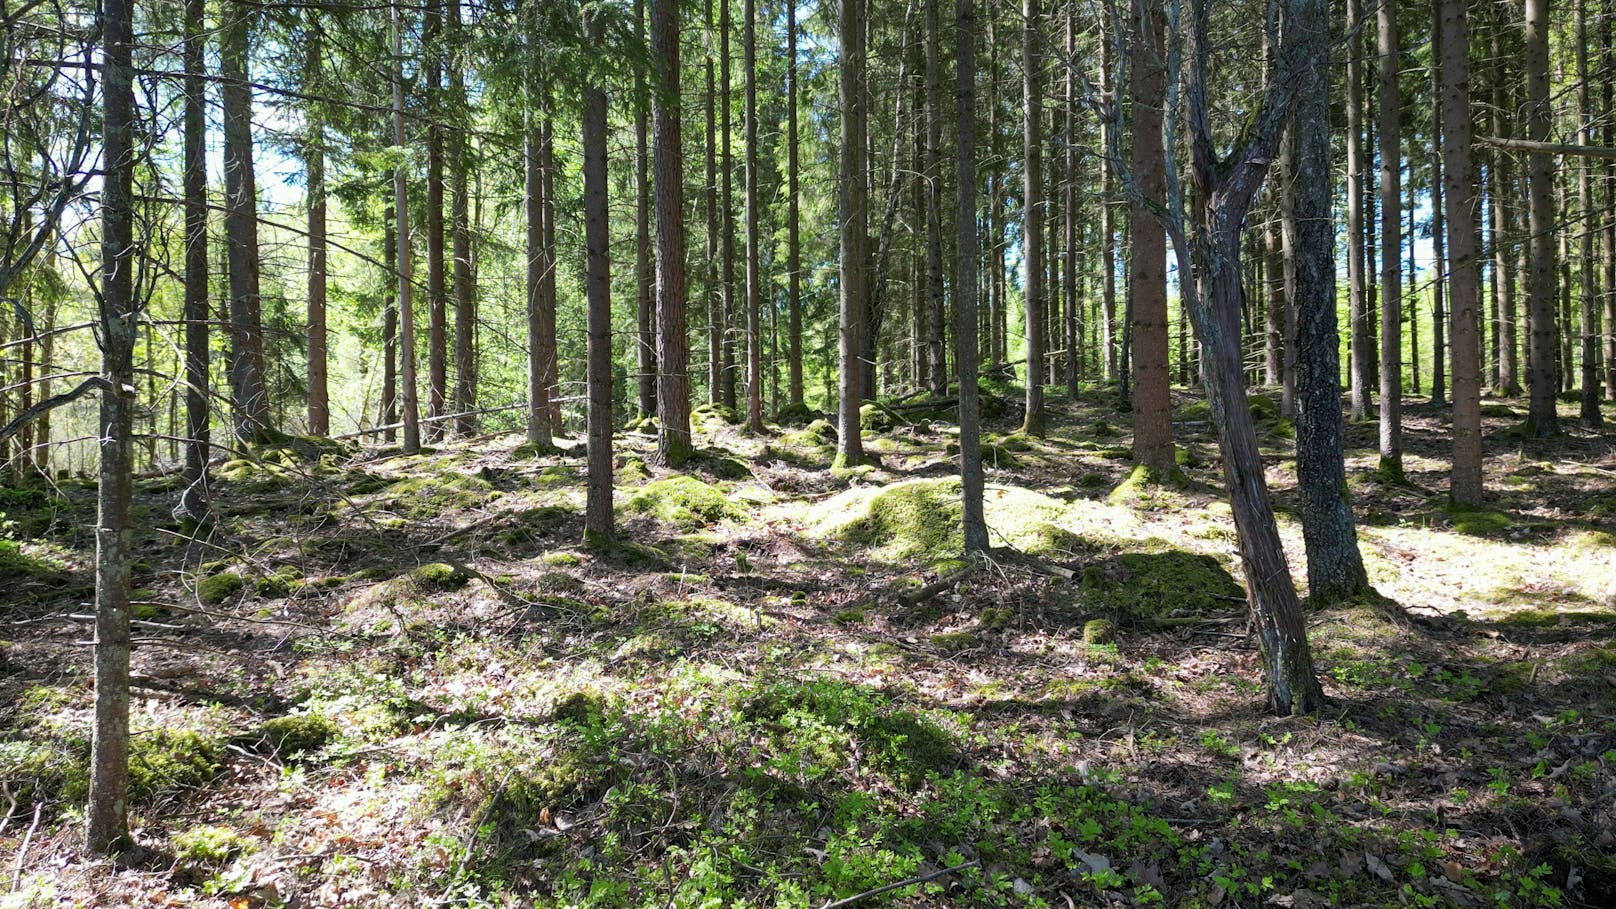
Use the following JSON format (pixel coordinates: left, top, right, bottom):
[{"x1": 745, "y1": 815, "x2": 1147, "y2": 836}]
[
  {"x1": 899, "y1": 564, "x2": 977, "y2": 607},
  {"x1": 9, "y1": 802, "x2": 42, "y2": 892},
  {"x1": 0, "y1": 376, "x2": 111, "y2": 442},
  {"x1": 817, "y1": 858, "x2": 980, "y2": 909}
]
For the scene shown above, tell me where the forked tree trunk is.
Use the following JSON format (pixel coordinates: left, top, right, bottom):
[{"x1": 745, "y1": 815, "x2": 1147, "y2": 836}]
[
  {"x1": 1439, "y1": 0, "x2": 1484, "y2": 503},
  {"x1": 652, "y1": 0, "x2": 694, "y2": 465},
  {"x1": 88, "y1": 0, "x2": 136, "y2": 853}
]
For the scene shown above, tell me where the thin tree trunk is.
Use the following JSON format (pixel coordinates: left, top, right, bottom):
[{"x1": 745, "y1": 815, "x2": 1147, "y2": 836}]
[
  {"x1": 1021, "y1": 0, "x2": 1044, "y2": 436},
  {"x1": 720, "y1": 0, "x2": 737, "y2": 410},
  {"x1": 1523, "y1": 0, "x2": 1558, "y2": 435},
  {"x1": 88, "y1": 0, "x2": 136, "y2": 853},
  {"x1": 179, "y1": 0, "x2": 210, "y2": 520},
  {"x1": 221, "y1": 1, "x2": 269, "y2": 443},
  {"x1": 449, "y1": 0, "x2": 476, "y2": 435},
  {"x1": 1129, "y1": 0, "x2": 1172, "y2": 474},
  {"x1": 1605, "y1": 0, "x2": 1616, "y2": 402},
  {"x1": 926, "y1": 0, "x2": 947, "y2": 397},
  {"x1": 1431, "y1": 86, "x2": 1448, "y2": 407},
  {"x1": 1377, "y1": 0, "x2": 1403, "y2": 478},
  {"x1": 957, "y1": 0, "x2": 987, "y2": 552},
  {"x1": 540, "y1": 114, "x2": 562, "y2": 432},
  {"x1": 653, "y1": 0, "x2": 694, "y2": 465},
  {"x1": 634, "y1": 0, "x2": 657, "y2": 420},
  {"x1": 382, "y1": 201, "x2": 397, "y2": 443},
  {"x1": 1347, "y1": 0, "x2": 1370, "y2": 421},
  {"x1": 524, "y1": 58, "x2": 552, "y2": 449},
  {"x1": 786, "y1": 0, "x2": 803, "y2": 407},
  {"x1": 305, "y1": 26, "x2": 328, "y2": 438},
  {"x1": 743, "y1": 0, "x2": 764, "y2": 431},
  {"x1": 581, "y1": 61, "x2": 614, "y2": 545},
  {"x1": 392, "y1": 0, "x2": 421, "y2": 453},
  {"x1": 1063, "y1": 3, "x2": 1078, "y2": 396},
  {"x1": 1490, "y1": 15, "x2": 1521, "y2": 395},
  {"x1": 425, "y1": 0, "x2": 447, "y2": 437},
  {"x1": 836, "y1": 0, "x2": 869, "y2": 468},
  {"x1": 1439, "y1": 0, "x2": 1484, "y2": 502},
  {"x1": 1576, "y1": 0, "x2": 1603, "y2": 423},
  {"x1": 1100, "y1": 28, "x2": 1118, "y2": 384},
  {"x1": 705, "y1": 0, "x2": 721, "y2": 405}
]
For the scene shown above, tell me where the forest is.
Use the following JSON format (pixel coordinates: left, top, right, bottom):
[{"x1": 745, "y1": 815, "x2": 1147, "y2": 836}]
[{"x1": 1, "y1": 0, "x2": 1615, "y2": 903}]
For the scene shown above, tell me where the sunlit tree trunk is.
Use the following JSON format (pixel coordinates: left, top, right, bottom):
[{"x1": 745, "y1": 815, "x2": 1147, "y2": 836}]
[
  {"x1": 957, "y1": 0, "x2": 987, "y2": 552},
  {"x1": 1522, "y1": 0, "x2": 1558, "y2": 435},
  {"x1": 221, "y1": 1, "x2": 270, "y2": 442},
  {"x1": 1439, "y1": 0, "x2": 1484, "y2": 503},
  {"x1": 179, "y1": 0, "x2": 210, "y2": 520},
  {"x1": 581, "y1": 62, "x2": 614, "y2": 545},
  {"x1": 653, "y1": 0, "x2": 694, "y2": 465},
  {"x1": 449, "y1": 0, "x2": 476, "y2": 435},
  {"x1": 742, "y1": 0, "x2": 764, "y2": 431},
  {"x1": 1377, "y1": 0, "x2": 1402, "y2": 477},
  {"x1": 836, "y1": 0, "x2": 869, "y2": 469},
  {"x1": 392, "y1": 0, "x2": 421, "y2": 453},
  {"x1": 634, "y1": 0, "x2": 657, "y2": 420},
  {"x1": 425, "y1": 0, "x2": 447, "y2": 438},
  {"x1": 1346, "y1": 0, "x2": 1370, "y2": 421},
  {"x1": 305, "y1": 25, "x2": 328, "y2": 439},
  {"x1": 1020, "y1": 0, "x2": 1045, "y2": 436},
  {"x1": 1575, "y1": 0, "x2": 1603, "y2": 423},
  {"x1": 786, "y1": 0, "x2": 803, "y2": 407},
  {"x1": 1129, "y1": 0, "x2": 1172, "y2": 474}
]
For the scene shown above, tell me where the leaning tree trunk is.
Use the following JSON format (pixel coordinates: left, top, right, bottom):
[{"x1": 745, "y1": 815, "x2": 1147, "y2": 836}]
[
  {"x1": 88, "y1": 0, "x2": 136, "y2": 853},
  {"x1": 1129, "y1": 0, "x2": 1173, "y2": 475},
  {"x1": 1438, "y1": 0, "x2": 1484, "y2": 503},
  {"x1": 1522, "y1": 0, "x2": 1559, "y2": 436},
  {"x1": 835, "y1": 0, "x2": 869, "y2": 469},
  {"x1": 652, "y1": 0, "x2": 694, "y2": 465},
  {"x1": 581, "y1": 69, "x2": 614, "y2": 546}
]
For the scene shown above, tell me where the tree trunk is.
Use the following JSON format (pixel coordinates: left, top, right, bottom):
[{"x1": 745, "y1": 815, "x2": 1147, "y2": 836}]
[
  {"x1": 1063, "y1": 4, "x2": 1079, "y2": 397},
  {"x1": 634, "y1": 0, "x2": 657, "y2": 420},
  {"x1": 720, "y1": 0, "x2": 738, "y2": 411},
  {"x1": 1293, "y1": 0, "x2": 1371, "y2": 603},
  {"x1": 956, "y1": 0, "x2": 988, "y2": 552},
  {"x1": 581, "y1": 66, "x2": 614, "y2": 545},
  {"x1": 1377, "y1": 0, "x2": 1402, "y2": 478},
  {"x1": 1523, "y1": 0, "x2": 1558, "y2": 435},
  {"x1": 392, "y1": 0, "x2": 421, "y2": 453},
  {"x1": 653, "y1": 0, "x2": 694, "y2": 465},
  {"x1": 1438, "y1": 0, "x2": 1484, "y2": 503},
  {"x1": 540, "y1": 113, "x2": 562, "y2": 433},
  {"x1": 1020, "y1": 0, "x2": 1045, "y2": 436},
  {"x1": 705, "y1": 0, "x2": 722, "y2": 405},
  {"x1": 836, "y1": 0, "x2": 869, "y2": 469},
  {"x1": 221, "y1": 1, "x2": 270, "y2": 443},
  {"x1": 1346, "y1": 0, "x2": 1370, "y2": 421},
  {"x1": 425, "y1": 0, "x2": 447, "y2": 438},
  {"x1": 1576, "y1": 0, "x2": 1603, "y2": 423},
  {"x1": 1100, "y1": 29, "x2": 1118, "y2": 384},
  {"x1": 382, "y1": 201, "x2": 397, "y2": 443},
  {"x1": 179, "y1": 0, "x2": 210, "y2": 520},
  {"x1": 786, "y1": 0, "x2": 803, "y2": 407},
  {"x1": 88, "y1": 0, "x2": 136, "y2": 853},
  {"x1": 1431, "y1": 86, "x2": 1448, "y2": 408},
  {"x1": 1488, "y1": 17, "x2": 1521, "y2": 396},
  {"x1": 926, "y1": 0, "x2": 947, "y2": 397},
  {"x1": 742, "y1": 0, "x2": 764, "y2": 431},
  {"x1": 1129, "y1": 0, "x2": 1172, "y2": 474},
  {"x1": 305, "y1": 26, "x2": 328, "y2": 438},
  {"x1": 1605, "y1": 0, "x2": 1616, "y2": 402},
  {"x1": 524, "y1": 47, "x2": 552, "y2": 450},
  {"x1": 449, "y1": 0, "x2": 476, "y2": 435}
]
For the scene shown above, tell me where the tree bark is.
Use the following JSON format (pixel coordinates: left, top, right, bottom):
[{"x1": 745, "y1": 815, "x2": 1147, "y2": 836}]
[
  {"x1": 1128, "y1": 0, "x2": 1172, "y2": 474},
  {"x1": 1576, "y1": 0, "x2": 1603, "y2": 423},
  {"x1": 705, "y1": 0, "x2": 722, "y2": 405},
  {"x1": 926, "y1": 0, "x2": 947, "y2": 397},
  {"x1": 1293, "y1": 0, "x2": 1371, "y2": 604},
  {"x1": 382, "y1": 200, "x2": 397, "y2": 443},
  {"x1": 425, "y1": 0, "x2": 446, "y2": 438},
  {"x1": 449, "y1": 0, "x2": 476, "y2": 435},
  {"x1": 742, "y1": 0, "x2": 764, "y2": 431},
  {"x1": 1439, "y1": 0, "x2": 1484, "y2": 503},
  {"x1": 836, "y1": 0, "x2": 869, "y2": 468},
  {"x1": 305, "y1": 25, "x2": 328, "y2": 438},
  {"x1": 581, "y1": 64, "x2": 614, "y2": 545},
  {"x1": 634, "y1": 0, "x2": 657, "y2": 420},
  {"x1": 1020, "y1": 0, "x2": 1045, "y2": 436},
  {"x1": 88, "y1": 0, "x2": 136, "y2": 853},
  {"x1": 524, "y1": 41, "x2": 552, "y2": 450},
  {"x1": 1346, "y1": 0, "x2": 1370, "y2": 421},
  {"x1": 179, "y1": 0, "x2": 210, "y2": 520},
  {"x1": 720, "y1": 0, "x2": 737, "y2": 410},
  {"x1": 1377, "y1": 0, "x2": 1402, "y2": 478},
  {"x1": 221, "y1": 1, "x2": 270, "y2": 443},
  {"x1": 1430, "y1": 85, "x2": 1448, "y2": 408},
  {"x1": 786, "y1": 0, "x2": 803, "y2": 407},
  {"x1": 392, "y1": 0, "x2": 421, "y2": 453},
  {"x1": 1523, "y1": 0, "x2": 1559, "y2": 435},
  {"x1": 653, "y1": 0, "x2": 694, "y2": 465},
  {"x1": 956, "y1": 0, "x2": 987, "y2": 552}
]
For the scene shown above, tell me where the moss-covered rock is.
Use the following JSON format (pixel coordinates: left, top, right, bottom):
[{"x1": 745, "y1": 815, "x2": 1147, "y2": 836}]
[
  {"x1": 513, "y1": 439, "x2": 560, "y2": 459},
  {"x1": 1083, "y1": 618, "x2": 1118, "y2": 645},
  {"x1": 623, "y1": 475, "x2": 742, "y2": 529},
  {"x1": 410, "y1": 562, "x2": 472, "y2": 591},
  {"x1": 1079, "y1": 543, "x2": 1244, "y2": 619},
  {"x1": 377, "y1": 473, "x2": 495, "y2": 518},
  {"x1": 617, "y1": 453, "x2": 652, "y2": 485},
  {"x1": 252, "y1": 713, "x2": 338, "y2": 757},
  {"x1": 859, "y1": 401, "x2": 901, "y2": 433},
  {"x1": 198, "y1": 571, "x2": 245, "y2": 605},
  {"x1": 691, "y1": 450, "x2": 754, "y2": 480},
  {"x1": 692, "y1": 402, "x2": 740, "y2": 425},
  {"x1": 775, "y1": 402, "x2": 820, "y2": 426}
]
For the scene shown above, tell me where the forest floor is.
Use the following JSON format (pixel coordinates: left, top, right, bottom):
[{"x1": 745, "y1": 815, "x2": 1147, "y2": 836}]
[{"x1": 2, "y1": 383, "x2": 1615, "y2": 909}]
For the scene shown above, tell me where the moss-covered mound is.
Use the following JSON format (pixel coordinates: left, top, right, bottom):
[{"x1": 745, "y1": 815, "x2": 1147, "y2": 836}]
[
  {"x1": 1079, "y1": 542, "x2": 1244, "y2": 619},
  {"x1": 858, "y1": 401, "x2": 905, "y2": 433},
  {"x1": 376, "y1": 473, "x2": 496, "y2": 519},
  {"x1": 623, "y1": 476, "x2": 742, "y2": 530},
  {"x1": 807, "y1": 478, "x2": 1110, "y2": 562},
  {"x1": 1107, "y1": 463, "x2": 1189, "y2": 505},
  {"x1": 0, "y1": 483, "x2": 71, "y2": 539},
  {"x1": 775, "y1": 402, "x2": 820, "y2": 426}
]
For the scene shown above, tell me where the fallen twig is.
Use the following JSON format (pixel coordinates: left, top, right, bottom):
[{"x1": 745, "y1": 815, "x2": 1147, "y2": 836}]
[
  {"x1": 817, "y1": 858, "x2": 980, "y2": 909},
  {"x1": 9, "y1": 802, "x2": 42, "y2": 892}
]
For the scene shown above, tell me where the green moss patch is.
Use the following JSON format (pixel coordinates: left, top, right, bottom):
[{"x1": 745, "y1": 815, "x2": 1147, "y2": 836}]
[
  {"x1": 1444, "y1": 501, "x2": 1513, "y2": 536},
  {"x1": 249, "y1": 713, "x2": 338, "y2": 758},
  {"x1": 172, "y1": 824, "x2": 252, "y2": 865},
  {"x1": 0, "y1": 484, "x2": 71, "y2": 538},
  {"x1": 1079, "y1": 542, "x2": 1244, "y2": 620},
  {"x1": 1107, "y1": 463, "x2": 1189, "y2": 505},
  {"x1": 410, "y1": 562, "x2": 472, "y2": 591},
  {"x1": 376, "y1": 473, "x2": 496, "y2": 519},
  {"x1": 623, "y1": 476, "x2": 742, "y2": 530},
  {"x1": 197, "y1": 571, "x2": 245, "y2": 605}
]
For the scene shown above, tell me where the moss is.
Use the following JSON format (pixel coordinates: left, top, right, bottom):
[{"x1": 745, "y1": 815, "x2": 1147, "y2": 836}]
[
  {"x1": 198, "y1": 571, "x2": 245, "y2": 605},
  {"x1": 691, "y1": 450, "x2": 754, "y2": 480},
  {"x1": 617, "y1": 453, "x2": 652, "y2": 485},
  {"x1": 551, "y1": 690, "x2": 606, "y2": 724},
  {"x1": 1174, "y1": 446, "x2": 1204, "y2": 468},
  {"x1": 1177, "y1": 399, "x2": 1212, "y2": 422},
  {"x1": 0, "y1": 540, "x2": 67, "y2": 579},
  {"x1": 623, "y1": 475, "x2": 742, "y2": 529},
  {"x1": 347, "y1": 471, "x2": 392, "y2": 495},
  {"x1": 378, "y1": 473, "x2": 495, "y2": 518},
  {"x1": 930, "y1": 631, "x2": 979, "y2": 652},
  {"x1": 254, "y1": 567, "x2": 302, "y2": 598},
  {"x1": 859, "y1": 401, "x2": 902, "y2": 433},
  {"x1": 1079, "y1": 543, "x2": 1244, "y2": 619},
  {"x1": 0, "y1": 484, "x2": 71, "y2": 538},
  {"x1": 1444, "y1": 501, "x2": 1513, "y2": 536},
  {"x1": 1083, "y1": 618, "x2": 1118, "y2": 645},
  {"x1": 1248, "y1": 394, "x2": 1280, "y2": 422},
  {"x1": 776, "y1": 402, "x2": 819, "y2": 426},
  {"x1": 539, "y1": 551, "x2": 584, "y2": 567},
  {"x1": 1480, "y1": 403, "x2": 1518, "y2": 419},
  {"x1": 1270, "y1": 417, "x2": 1296, "y2": 440},
  {"x1": 513, "y1": 439, "x2": 559, "y2": 459},
  {"x1": 536, "y1": 465, "x2": 577, "y2": 487},
  {"x1": 1108, "y1": 463, "x2": 1189, "y2": 504},
  {"x1": 128, "y1": 728, "x2": 224, "y2": 800},
  {"x1": 252, "y1": 713, "x2": 338, "y2": 757},
  {"x1": 693, "y1": 402, "x2": 741, "y2": 425},
  {"x1": 172, "y1": 824, "x2": 252, "y2": 865},
  {"x1": 1090, "y1": 420, "x2": 1119, "y2": 437},
  {"x1": 410, "y1": 562, "x2": 471, "y2": 591},
  {"x1": 1077, "y1": 471, "x2": 1109, "y2": 489}
]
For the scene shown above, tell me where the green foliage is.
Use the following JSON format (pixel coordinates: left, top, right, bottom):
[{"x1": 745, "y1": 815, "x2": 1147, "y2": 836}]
[
  {"x1": 172, "y1": 824, "x2": 252, "y2": 865},
  {"x1": 1079, "y1": 544, "x2": 1244, "y2": 619},
  {"x1": 623, "y1": 476, "x2": 742, "y2": 529},
  {"x1": 197, "y1": 571, "x2": 245, "y2": 605},
  {"x1": 0, "y1": 483, "x2": 71, "y2": 538},
  {"x1": 1083, "y1": 618, "x2": 1118, "y2": 645},
  {"x1": 410, "y1": 562, "x2": 472, "y2": 591},
  {"x1": 376, "y1": 473, "x2": 496, "y2": 519},
  {"x1": 252, "y1": 713, "x2": 339, "y2": 757},
  {"x1": 1444, "y1": 501, "x2": 1513, "y2": 536}
]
